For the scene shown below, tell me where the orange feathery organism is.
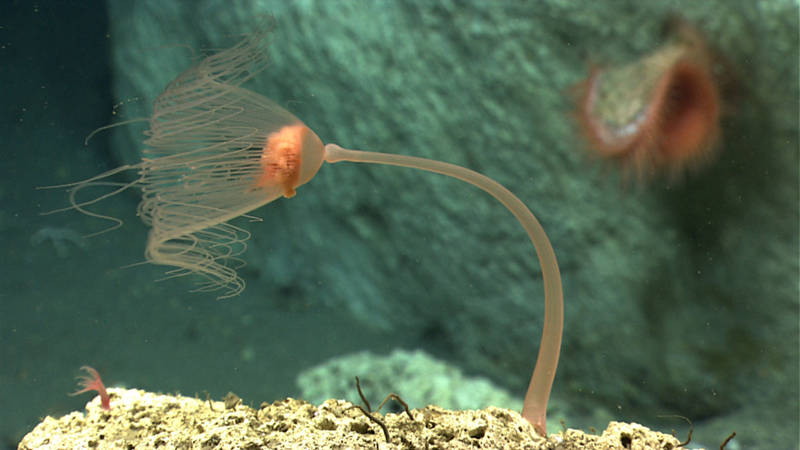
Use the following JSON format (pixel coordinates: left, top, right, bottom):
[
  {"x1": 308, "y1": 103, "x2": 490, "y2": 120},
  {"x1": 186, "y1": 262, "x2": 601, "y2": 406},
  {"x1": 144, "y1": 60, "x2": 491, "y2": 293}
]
[{"x1": 575, "y1": 21, "x2": 721, "y2": 181}]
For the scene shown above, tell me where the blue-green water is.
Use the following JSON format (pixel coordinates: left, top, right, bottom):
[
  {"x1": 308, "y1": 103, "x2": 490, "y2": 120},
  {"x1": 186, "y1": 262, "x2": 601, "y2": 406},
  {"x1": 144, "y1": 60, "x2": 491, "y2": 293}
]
[{"x1": 1, "y1": 1, "x2": 798, "y2": 449}]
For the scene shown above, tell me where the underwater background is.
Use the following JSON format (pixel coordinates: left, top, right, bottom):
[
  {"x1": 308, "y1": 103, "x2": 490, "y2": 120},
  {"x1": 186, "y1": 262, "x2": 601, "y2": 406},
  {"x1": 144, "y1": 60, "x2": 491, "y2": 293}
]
[{"x1": 1, "y1": 1, "x2": 798, "y2": 449}]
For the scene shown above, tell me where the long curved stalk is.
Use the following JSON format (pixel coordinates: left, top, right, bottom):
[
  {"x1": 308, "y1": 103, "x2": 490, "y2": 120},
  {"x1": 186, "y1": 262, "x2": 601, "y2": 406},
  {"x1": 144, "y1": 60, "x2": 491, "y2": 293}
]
[{"x1": 323, "y1": 143, "x2": 563, "y2": 436}]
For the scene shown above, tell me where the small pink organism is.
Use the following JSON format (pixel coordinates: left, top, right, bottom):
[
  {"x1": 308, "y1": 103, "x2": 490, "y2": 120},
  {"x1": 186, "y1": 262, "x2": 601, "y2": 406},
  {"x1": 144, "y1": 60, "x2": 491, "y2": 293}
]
[{"x1": 69, "y1": 365, "x2": 110, "y2": 410}]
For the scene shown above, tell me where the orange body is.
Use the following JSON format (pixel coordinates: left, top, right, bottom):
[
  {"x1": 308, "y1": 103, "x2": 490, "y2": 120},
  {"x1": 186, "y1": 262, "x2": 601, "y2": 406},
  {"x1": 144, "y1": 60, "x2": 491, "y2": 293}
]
[{"x1": 255, "y1": 123, "x2": 313, "y2": 197}]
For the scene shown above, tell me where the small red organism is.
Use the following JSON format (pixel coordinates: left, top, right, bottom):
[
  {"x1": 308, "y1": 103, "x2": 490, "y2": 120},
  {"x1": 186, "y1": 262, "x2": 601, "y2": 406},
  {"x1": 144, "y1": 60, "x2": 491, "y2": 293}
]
[{"x1": 69, "y1": 365, "x2": 110, "y2": 410}]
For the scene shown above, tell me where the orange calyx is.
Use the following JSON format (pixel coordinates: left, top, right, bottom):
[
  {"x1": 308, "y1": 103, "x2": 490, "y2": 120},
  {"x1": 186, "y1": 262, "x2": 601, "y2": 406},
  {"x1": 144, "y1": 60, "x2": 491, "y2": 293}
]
[{"x1": 256, "y1": 123, "x2": 309, "y2": 198}]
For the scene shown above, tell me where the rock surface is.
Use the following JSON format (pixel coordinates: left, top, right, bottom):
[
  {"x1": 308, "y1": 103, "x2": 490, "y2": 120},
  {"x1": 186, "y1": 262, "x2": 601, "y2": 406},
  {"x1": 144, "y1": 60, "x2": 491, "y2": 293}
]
[
  {"x1": 19, "y1": 389, "x2": 685, "y2": 450},
  {"x1": 297, "y1": 349, "x2": 525, "y2": 413}
]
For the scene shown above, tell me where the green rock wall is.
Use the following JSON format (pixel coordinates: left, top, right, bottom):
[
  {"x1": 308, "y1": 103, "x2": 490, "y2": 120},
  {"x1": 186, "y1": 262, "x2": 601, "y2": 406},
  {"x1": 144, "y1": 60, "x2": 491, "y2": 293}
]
[{"x1": 106, "y1": 1, "x2": 799, "y2": 447}]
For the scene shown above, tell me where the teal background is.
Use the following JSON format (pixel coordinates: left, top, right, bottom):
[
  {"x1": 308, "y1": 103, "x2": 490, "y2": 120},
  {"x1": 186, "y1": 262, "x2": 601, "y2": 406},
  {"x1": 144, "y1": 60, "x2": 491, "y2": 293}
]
[{"x1": 1, "y1": 1, "x2": 798, "y2": 448}]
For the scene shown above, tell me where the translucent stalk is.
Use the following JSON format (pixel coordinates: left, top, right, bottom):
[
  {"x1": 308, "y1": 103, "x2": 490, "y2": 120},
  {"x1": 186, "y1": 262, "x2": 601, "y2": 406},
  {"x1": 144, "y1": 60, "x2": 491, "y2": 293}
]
[{"x1": 323, "y1": 143, "x2": 563, "y2": 436}]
